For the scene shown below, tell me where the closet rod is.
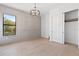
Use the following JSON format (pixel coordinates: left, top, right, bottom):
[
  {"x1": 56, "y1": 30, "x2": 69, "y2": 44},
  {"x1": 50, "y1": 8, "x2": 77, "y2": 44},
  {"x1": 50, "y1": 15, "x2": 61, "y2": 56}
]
[{"x1": 65, "y1": 18, "x2": 78, "y2": 22}]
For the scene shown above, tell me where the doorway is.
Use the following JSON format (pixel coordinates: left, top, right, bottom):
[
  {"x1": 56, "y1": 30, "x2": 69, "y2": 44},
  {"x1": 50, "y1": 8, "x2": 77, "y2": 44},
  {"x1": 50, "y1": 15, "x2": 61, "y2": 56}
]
[{"x1": 64, "y1": 9, "x2": 78, "y2": 47}]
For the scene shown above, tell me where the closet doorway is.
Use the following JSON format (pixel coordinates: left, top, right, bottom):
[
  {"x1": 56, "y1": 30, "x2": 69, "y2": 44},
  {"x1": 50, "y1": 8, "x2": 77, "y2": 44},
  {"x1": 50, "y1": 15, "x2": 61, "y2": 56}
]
[{"x1": 64, "y1": 9, "x2": 78, "y2": 47}]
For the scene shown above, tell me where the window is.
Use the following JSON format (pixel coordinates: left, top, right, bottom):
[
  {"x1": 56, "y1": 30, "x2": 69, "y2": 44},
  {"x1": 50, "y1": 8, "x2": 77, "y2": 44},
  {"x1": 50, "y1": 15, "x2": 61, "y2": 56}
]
[{"x1": 3, "y1": 14, "x2": 16, "y2": 36}]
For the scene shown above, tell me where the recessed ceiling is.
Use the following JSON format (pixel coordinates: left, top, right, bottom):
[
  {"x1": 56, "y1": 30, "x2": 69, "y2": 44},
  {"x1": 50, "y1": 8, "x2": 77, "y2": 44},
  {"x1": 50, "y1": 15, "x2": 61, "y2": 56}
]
[{"x1": 1, "y1": 3, "x2": 77, "y2": 16}]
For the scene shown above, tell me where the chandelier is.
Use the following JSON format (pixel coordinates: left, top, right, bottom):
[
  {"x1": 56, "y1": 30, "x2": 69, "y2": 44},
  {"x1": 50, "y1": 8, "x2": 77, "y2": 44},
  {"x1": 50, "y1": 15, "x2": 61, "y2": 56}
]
[{"x1": 30, "y1": 3, "x2": 40, "y2": 16}]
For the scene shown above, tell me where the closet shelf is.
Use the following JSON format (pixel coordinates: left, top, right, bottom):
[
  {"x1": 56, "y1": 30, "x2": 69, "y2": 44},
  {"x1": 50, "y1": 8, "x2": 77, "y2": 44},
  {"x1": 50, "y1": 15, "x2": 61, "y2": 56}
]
[{"x1": 65, "y1": 18, "x2": 78, "y2": 22}]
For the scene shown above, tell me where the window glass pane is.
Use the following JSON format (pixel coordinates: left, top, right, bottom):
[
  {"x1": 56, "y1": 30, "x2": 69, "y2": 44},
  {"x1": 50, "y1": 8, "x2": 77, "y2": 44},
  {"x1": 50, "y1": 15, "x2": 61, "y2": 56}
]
[
  {"x1": 3, "y1": 14, "x2": 16, "y2": 36},
  {"x1": 3, "y1": 25, "x2": 16, "y2": 36}
]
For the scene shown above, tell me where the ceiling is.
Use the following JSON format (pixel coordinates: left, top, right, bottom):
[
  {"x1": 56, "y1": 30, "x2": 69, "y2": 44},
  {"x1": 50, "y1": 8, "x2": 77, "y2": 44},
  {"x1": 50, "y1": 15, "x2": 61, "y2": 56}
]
[{"x1": 1, "y1": 3, "x2": 71, "y2": 16}]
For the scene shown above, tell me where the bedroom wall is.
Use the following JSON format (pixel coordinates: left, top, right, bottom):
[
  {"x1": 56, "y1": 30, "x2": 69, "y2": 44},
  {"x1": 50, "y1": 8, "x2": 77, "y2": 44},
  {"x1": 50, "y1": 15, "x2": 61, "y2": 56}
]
[
  {"x1": 41, "y1": 3, "x2": 79, "y2": 44},
  {"x1": 41, "y1": 13, "x2": 50, "y2": 38},
  {"x1": 0, "y1": 4, "x2": 41, "y2": 45}
]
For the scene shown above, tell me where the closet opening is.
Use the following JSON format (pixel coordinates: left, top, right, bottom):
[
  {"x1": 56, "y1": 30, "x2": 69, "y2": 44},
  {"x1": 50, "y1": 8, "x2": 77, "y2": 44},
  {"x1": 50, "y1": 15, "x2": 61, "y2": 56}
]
[{"x1": 64, "y1": 9, "x2": 78, "y2": 47}]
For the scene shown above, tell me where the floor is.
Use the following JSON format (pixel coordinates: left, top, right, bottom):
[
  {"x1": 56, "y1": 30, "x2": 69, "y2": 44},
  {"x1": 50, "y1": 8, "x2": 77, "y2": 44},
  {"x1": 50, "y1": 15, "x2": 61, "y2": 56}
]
[{"x1": 0, "y1": 38, "x2": 79, "y2": 56}]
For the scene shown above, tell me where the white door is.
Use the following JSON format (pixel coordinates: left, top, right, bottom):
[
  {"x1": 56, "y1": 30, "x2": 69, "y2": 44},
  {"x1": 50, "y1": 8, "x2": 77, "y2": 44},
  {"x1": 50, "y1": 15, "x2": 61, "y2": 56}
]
[
  {"x1": 50, "y1": 9, "x2": 64, "y2": 44},
  {"x1": 65, "y1": 21, "x2": 78, "y2": 45}
]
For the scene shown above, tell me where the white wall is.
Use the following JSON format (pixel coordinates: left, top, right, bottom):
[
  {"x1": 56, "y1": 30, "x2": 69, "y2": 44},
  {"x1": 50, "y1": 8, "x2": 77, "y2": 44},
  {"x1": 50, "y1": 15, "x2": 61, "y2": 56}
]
[
  {"x1": 41, "y1": 3, "x2": 79, "y2": 45},
  {"x1": 49, "y1": 4, "x2": 79, "y2": 45},
  {"x1": 41, "y1": 13, "x2": 50, "y2": 38},
  {"x1": 0, "y1": 5, "x2": 41, "y2": 45},
  {"x1": 49, "y1": 8, "x2": 64, "y2": 44}
]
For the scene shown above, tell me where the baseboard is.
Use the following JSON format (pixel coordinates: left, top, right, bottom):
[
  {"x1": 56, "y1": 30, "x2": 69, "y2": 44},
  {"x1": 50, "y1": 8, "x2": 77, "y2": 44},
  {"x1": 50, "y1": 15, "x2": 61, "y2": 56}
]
[
  {"x1": 0, "y1": 37, "x2": 41, "y2": 46},
  {"x1": 65, "y1": 42, "x2": 78, "y2": 47}
]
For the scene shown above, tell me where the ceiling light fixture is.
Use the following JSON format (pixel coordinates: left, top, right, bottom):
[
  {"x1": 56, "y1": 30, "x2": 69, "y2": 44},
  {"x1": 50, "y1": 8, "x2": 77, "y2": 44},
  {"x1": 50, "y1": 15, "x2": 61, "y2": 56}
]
[{"x1": 30, "y1": 3, "x2": 40, "y2": 16}]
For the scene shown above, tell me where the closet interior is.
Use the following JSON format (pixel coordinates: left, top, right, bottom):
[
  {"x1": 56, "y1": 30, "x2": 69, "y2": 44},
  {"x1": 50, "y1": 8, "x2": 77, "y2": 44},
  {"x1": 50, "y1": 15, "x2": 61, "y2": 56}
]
[{"x1": 65, "y1": 9, "x2": 78, "y2": 46}]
